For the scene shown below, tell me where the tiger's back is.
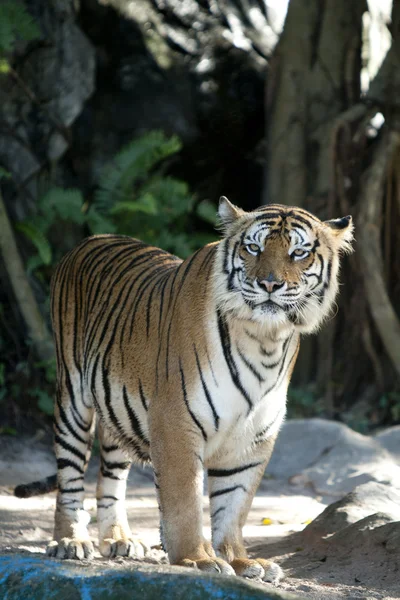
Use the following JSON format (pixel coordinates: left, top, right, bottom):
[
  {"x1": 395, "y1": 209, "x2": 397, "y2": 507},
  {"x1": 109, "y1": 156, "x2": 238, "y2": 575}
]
[{"x1": 51, "y1": 234, "x2": 219, "y2": 458}]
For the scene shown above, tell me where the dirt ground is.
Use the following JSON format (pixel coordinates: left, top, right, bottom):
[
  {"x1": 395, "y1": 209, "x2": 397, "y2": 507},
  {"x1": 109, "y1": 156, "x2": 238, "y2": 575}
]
[{"x1": 1, "y1": 421, "x2": 400, "y2": 600}]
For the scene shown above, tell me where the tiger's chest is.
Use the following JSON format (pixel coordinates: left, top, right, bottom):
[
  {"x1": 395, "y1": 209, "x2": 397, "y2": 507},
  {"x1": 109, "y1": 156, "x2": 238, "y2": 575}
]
[{"x1": 190, "y1": 329, "x2": 298, "y2": 463}]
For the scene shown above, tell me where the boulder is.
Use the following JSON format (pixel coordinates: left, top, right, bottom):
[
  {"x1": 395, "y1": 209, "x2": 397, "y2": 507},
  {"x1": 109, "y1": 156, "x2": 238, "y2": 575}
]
[
  {"x1": 0, "y1": 554, "x2": 300, "y2": 600},
  {"x1": 302, "y1": 481, "x2": 400, "y2": 540},
  {"x1": 374, "y1": 426, "x2": 400, "y2": 462},
  {"x1": 267, "y1": 419, "x2": 400, "y2": 498}
]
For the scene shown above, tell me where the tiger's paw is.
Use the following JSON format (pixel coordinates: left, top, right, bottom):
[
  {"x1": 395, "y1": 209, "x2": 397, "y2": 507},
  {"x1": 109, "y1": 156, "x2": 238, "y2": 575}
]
[
  {"x1": 179, "y1": 557, "x2": 235, "y2": 576},
  {"x1": 46, "y1": 538, "x2": 94, "y2": 560},
  {"x1": 230, "y1": 558, "x2": 283, "y2": 584},
  {"x1": 99, "y1": 536, "x2": 149, "y2": 559}
]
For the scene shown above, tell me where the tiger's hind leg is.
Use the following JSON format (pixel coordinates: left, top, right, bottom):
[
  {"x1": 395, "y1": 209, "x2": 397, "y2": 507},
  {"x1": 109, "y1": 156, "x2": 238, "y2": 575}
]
[
  {"x1": 96, "y1": 424, "x2": 149, "y2": 559},
  {"x1": 47, "y1": 375, "x2": 96, "y2": 560},
  {"x1": 208, "y1": 437, "x2": 283, "y2": 584}
]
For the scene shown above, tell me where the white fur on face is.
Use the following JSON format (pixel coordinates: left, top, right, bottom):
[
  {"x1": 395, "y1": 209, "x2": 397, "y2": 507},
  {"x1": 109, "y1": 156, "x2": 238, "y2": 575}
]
[{"x1": 213, "y1": 216, "x2": 342, "y2": 334}]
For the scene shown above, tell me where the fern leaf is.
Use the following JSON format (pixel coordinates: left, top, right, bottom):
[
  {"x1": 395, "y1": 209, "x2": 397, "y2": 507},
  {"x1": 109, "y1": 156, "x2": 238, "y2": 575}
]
[
  {"x1": 0, "y1": 2, "x2": 40, "y2": 55},
  {"x1": 26, "y1": 254, "x2": 45, "y2": 274},
  {"x1": 94, "y1": 131, "x2": 182, "y2": 214},
  {"x1": 139, "y1": 176, "x2": 191, "y2": 220},
  {"x1": 39, "y1": 188, "x2": 86, "y2": 225},
  {"x1": 110, "y1": 194, "x2": 158, "y2": 216},
  {"x1": 85, "y1": 208, "x2": 117, "y2": 235},
  {"x1": 16, "y1": 222, "x2": 52, "y2": 265}
]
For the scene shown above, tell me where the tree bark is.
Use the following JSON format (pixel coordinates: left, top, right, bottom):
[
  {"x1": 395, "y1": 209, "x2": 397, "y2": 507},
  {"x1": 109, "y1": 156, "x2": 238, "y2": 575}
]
[
  {"x1": 265, "y1": 0, "x2": 367, "y2": 212},
  {"x1": 0, "y1": 189, "x2": 53, "y2": 362},
  {"x1": 358, "y1": 130, "x2": 400, "y2": 378}
]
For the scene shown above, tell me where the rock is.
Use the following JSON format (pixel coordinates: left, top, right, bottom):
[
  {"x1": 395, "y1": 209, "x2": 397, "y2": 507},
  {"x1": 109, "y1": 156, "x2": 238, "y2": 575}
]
[
  {"x1": 267, "y1": 419, "x2": 349, "y2": 479},
  {"x1": 374, "y1": 426, "x2": 400, "y2": 462},
  {"x1": 302, "y1": 482, "x2": 400, "y2": 540},
  {"x1": 0, "y1": 437, "x2": 56, "y2": 487},
  {"x1": 267, "y1": 419, "x2": 400, "y2": 498},
  {"x1": 0, "y1": 554, "x2": 300, "y2": 600}
]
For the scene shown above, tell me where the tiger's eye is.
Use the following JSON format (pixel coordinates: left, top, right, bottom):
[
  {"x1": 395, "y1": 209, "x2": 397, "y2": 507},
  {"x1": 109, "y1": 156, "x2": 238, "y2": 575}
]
[
  {"x1": 291, "y1": 248, "x2": 309, "y2": 260},
  {"x1": 246, "y1": 243, "x2": 260, "y2": 255}
]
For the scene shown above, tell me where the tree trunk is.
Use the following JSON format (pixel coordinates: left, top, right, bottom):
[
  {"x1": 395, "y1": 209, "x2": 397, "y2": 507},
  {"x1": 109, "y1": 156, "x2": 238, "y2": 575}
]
[
  {"x1": 0, "y1": 189, "x2": 53, "y2": 362},
  {"x1": 265, "y1": 0, "x2": 367, "y2": 211}
]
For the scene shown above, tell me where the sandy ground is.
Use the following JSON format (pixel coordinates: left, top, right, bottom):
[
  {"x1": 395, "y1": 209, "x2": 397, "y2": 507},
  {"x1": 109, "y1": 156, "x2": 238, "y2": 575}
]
[{"x1": 1, "y1": 424, "x2": 400, "y2": 600}]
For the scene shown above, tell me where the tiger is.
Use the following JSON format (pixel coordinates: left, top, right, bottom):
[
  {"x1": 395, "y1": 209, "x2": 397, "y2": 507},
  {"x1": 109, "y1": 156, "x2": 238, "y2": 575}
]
[{"x1": 15, "y1": 197, "x2": 353, "y2": 582}]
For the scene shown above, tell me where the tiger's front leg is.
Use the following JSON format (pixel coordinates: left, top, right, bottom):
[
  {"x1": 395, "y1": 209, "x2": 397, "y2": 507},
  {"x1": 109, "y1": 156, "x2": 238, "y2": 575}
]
[
  {"x1": 149, "y1": 403, "x2": 234, "y2": 575},
  {"x1": 208, "y1": 436, "x2": 283, "y2": 584}
]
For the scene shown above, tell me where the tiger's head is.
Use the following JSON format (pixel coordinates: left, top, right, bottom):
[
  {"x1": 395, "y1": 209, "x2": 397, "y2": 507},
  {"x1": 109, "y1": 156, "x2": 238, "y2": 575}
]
[{"x1": 214, "y1": 197, "x2": 354, "y2": 333}]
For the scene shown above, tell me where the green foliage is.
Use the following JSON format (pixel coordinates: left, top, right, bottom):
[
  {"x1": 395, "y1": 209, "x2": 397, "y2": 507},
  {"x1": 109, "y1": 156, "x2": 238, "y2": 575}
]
[
  {"x1": 379, "y1": 391, "x2": 400, "y2": 423},
  {"x1": 16, "y1": 222, "x2": 52, "y2": 267},
  {"x1": 31, "y1": 389, "x2": 54, "y2": 416},
  {"x1": 34, "y1": 359, "x2": 57, "y2": 385},
  {"x1": 287, "y1": 385, "x2": 321, "y2": 419},
  {"x1": 94, "y1": 130, "x2": 182, "y2": 214},
  {"x1": 0, "y1": 1, "x2": 40, "y2": 68},
  {"x1": 30, "y1": 359, "x2": 56, "y2": 416},
  {"x1": 18, "y1": 131, "x2": 217, "y2": 274},
  {"x1": 0, "y1": 167, "x2": 11, "y2": 180}
]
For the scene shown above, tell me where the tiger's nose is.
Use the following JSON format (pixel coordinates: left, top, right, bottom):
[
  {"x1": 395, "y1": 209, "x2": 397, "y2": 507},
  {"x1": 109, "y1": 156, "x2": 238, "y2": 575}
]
[{"x1": 257, "y1": 277, "x2": 284, "y2": 293}]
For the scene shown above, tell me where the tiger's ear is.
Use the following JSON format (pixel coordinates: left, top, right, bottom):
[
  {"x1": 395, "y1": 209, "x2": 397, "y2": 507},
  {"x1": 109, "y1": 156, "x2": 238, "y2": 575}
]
[
  {"x1": 218, "y1": 196, "x2": 245, "y2": 231},
  {"x1": 324, "y1": 215, "x2": 354, "y2": 253}
]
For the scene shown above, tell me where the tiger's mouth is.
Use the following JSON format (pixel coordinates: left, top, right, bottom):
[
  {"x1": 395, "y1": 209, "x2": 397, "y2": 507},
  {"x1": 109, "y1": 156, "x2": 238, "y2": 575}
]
[{"x1": 258, "y1": 300, "x2": 281, "y2": 313}]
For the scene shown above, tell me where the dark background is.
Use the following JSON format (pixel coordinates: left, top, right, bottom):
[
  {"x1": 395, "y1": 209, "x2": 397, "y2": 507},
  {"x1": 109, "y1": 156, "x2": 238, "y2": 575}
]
[{"x1": 0, "y1": 0, "x2": 399, "y2": 434}]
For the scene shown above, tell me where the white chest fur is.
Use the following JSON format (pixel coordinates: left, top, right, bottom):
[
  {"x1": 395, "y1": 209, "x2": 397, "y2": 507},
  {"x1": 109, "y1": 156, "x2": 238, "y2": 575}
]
[{"x1": 191, "y1": 318, "x2": 299, "y2": 465}]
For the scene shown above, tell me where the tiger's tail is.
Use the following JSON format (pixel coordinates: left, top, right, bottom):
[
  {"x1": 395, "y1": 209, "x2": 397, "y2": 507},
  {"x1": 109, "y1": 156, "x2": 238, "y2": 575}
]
[{"x1": 14, "y1": 474, "x2": 57, "y2": 498}]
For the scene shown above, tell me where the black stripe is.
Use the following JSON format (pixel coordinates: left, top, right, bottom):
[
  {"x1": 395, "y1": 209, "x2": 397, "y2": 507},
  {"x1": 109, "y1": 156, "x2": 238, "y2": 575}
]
[
  {"x1": 101, "y1": 467, "x2": 122, "y2": 481},
  {"x1": 59, "y1": 486, "x2": 84, "y2": 494},
  {"x1": 210, "y1": 485, "x2": 247, "y2": 499},
  {"x1": 261, "y1": 334, "x2": 293, "y2": 398},
  {"x1": 193, "y1": 344, "x2": 220, "y2": 431},
  {"x1": 56, "y1": 400, "x2": 87, "y2": 445},
  {"x1": 85, "y1": 250, "x2": 165, "y2": 363},
  {"x1": 227, "y1": 241, "x2": 240, "y2": 291},
  {"x1": 158, "y1": 268, "x2": 176, "y2": 331},
  {"x1": 57, "y1": 458, "x2": 84, "y2": 474},
  {"x1": 287, "y1": 212, "x2": 313, "y2": 229},
  {"x1": 101, "y1": 459, "x2": 131, "y2": 471},
  {"x1": 101, "y1": 362, "x2": 121, "y2": 430},
  {"x1": 101, "y1": 443, "x2": 120, "y2": 452},
  {"x1": 208, "y1": 461, "x2": 263, "y2": 478},
  {"x1": 122, "y1": 385, "x2": 149, "y2": 446},
  {"x1": 128, "y1": 260, "x2": 173, "y2": 339},
  {"x1": 63, "y1": 369, "x2": 91, "y2": 432},
  {"x1": 222, "y1": 238, "x2": 230, "y2": 275},
  {"x1": 217, "y1": 310, "x2": 253, "y2": 413},
  {"x1": 261, "y1": 358, "x2": 281, "y2": 369},
  {"x1": 254, "y1": 407, "x2": 285, "y2": 444},
  {"x1": 179, "y1": 359, "x2": 208, "y2": 441},
  {"x1": 236, "y1": 346, "x2": 264, "y2": 382},
  {"x1": 164, "y1": 251, "x2": 203, "y2": 379},
  {"x1": 210, "y1": 507, "x2": 226, "y2": 520},
  {"x1": 138, "y1": 380, "x2": 149, "y2": 411},
  {"x1": 85, "y1": 244, "x2": 141, "y2": 316},
  {"x1": 54, "y1": 433, "x2": 86, "y2": 462}
]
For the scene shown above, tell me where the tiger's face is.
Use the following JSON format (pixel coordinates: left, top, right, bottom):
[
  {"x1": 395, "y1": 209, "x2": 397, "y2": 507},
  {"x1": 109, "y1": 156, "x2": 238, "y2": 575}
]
[{"x1": 215, "y1": 197, "x2": 353, "y2": 332}]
